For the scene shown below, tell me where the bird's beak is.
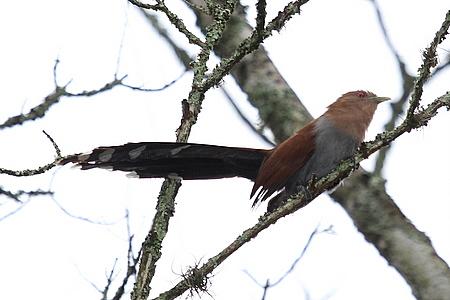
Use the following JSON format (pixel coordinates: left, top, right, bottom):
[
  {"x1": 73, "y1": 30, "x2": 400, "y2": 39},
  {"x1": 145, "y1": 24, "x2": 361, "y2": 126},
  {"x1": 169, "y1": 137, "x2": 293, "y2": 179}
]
[{"x1": 369, "y1": 96, "x2": 390, "y2": 103}]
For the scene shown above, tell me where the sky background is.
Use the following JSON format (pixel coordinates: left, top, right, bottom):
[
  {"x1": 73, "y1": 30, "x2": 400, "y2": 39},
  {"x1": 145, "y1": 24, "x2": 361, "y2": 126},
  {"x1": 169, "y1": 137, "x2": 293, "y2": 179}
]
[{"x1": 0, "y1": 0, "x2": 449, "y2": 299}]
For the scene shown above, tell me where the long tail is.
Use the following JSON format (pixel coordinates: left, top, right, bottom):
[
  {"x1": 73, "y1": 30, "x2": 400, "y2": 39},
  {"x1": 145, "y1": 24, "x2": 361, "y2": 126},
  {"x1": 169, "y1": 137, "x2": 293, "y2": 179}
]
[{"x1": 60, "y1": 142, "x2": 268, "y2": 181}]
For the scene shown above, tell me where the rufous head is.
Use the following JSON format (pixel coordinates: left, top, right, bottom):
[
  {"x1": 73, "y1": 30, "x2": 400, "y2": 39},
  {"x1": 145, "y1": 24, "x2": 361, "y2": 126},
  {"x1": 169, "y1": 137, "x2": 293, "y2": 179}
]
[{"x1": 324, "y1": 90, "x2": 390, "y2": 142}]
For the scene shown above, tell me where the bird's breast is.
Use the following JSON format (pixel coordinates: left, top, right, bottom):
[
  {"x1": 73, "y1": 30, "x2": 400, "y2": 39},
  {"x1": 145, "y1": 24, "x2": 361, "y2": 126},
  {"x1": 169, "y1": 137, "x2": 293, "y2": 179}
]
[{"x1": 285, "y1": 116, "x2": 360, "y2": 193}]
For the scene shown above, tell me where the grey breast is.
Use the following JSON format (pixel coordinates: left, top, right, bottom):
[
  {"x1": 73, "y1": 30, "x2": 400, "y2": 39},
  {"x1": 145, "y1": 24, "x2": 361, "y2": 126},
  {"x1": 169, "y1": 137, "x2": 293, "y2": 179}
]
[{"x1": 285, "y1": 116, "x2": 360, "y2": 194}]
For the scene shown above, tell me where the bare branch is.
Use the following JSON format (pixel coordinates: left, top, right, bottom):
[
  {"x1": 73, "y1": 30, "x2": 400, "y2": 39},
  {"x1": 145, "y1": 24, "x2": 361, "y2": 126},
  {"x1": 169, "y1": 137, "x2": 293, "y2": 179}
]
[
  {"x1": 255, "y1": 0, "x2": 267, "y2": 35},
  {"x1": 220, "y1": 87, "x2": 275, "y2": 146},
  {"x1": 53, "y1": 58, "x2": 61, "y2": 87},
  {"x1": 245, "y1": 225, "x2": 334, "y2": 298},
  {"x1": 269, "y1": 225, "x2": 334, "y2": 287},
  {"x1": 50, "y1": 195, "x2": 123, "y2": 225},
  {"x1": 128, "y1": 0, "x2": 206, "y2": 48},
  {"x1": 406, "y1": 10, "x2": 450, "y2": 120},
  {"x1": 1, "y1": 68, "x2": 187, "y2": 130},
  {"x1": 111, "y1": 212, "x2": 140, "y2": 300},
  {"x1": 100, "y1": 258, "x2": 119, "y2": 300},
  {"x1": 83, "y1": 212, "x2": 140, "y2": 300},
  {"x1": 121, "y1": 68, "x2": 189, "y2": 92},
  {"x1": 0, "y1": 188, "x2": 52, "y2": 221},
  {"x1": 1, "y1": 87, "x2": 66, "y2": 130},
  {"x1": 369, "y1": 0, "x2": 410, "y2": 81},
  {"x1": 42, "y1": 130, "x2": 62, "y2": 158},
  {"x1": 0, "y1": 130, "x2": 63, "y2": 176},
  {"x1": 64, "y1": 76, "x2": 126, "y2": 97},
  {"x1": 139, "y1": 12, "x2": 192, "y2": 68},
  {"x1": 0, "y1": 160, "x2": 58, "y2": 177},
  {"x1": 0, "y1": 186, "x2": 53, "y2": 203},
  {"x1": 433, "y1": 52, "x2": 450, "y2": 75},
  {"x1": 0, "y1": 77, "x2": 124, "y2": 130},
  {"x1": 0, "y1": 199, "x2": 32, "y2": 222}
]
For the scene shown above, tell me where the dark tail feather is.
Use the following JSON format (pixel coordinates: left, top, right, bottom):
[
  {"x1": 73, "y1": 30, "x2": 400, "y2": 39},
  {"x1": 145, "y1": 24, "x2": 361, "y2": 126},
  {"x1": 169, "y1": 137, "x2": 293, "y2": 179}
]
[{"x1": 60, "y1": 142, "x2": 268, "y2": 181}]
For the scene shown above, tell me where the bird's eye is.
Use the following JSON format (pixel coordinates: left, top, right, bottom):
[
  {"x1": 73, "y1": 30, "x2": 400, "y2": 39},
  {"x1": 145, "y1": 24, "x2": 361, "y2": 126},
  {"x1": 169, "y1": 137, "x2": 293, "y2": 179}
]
[{"x1": 356, "y1": 91, "x2": 367, "y2": 98}]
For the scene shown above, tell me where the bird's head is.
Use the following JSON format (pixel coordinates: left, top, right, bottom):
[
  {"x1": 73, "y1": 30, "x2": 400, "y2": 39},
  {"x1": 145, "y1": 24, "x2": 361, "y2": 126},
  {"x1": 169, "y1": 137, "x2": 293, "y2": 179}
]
[
  {"x1": 330, "y1": 90, "x2": 390, "y2": 108},
  {"x1": 324, "y1": 90, "x2": 390, "y2": 141},
  {"x1": 327, "y1": 90, "x2": 390, "y2": 117}
]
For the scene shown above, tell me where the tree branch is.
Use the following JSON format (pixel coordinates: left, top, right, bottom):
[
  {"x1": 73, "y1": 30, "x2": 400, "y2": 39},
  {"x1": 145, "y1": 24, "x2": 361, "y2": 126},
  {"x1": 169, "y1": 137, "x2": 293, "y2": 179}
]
[
  {"x1": 128, "y1": 0, "x2": 206, "y2": 48},
  {"x1": 0, "y1": 186, "x2": 53, "y2": 203},
  {"x1": 1, "y1": 60, "x2": 186, "y2": 130},
  {"x1": 406, "y1": 10, "x2": 450, "y2": 120}
]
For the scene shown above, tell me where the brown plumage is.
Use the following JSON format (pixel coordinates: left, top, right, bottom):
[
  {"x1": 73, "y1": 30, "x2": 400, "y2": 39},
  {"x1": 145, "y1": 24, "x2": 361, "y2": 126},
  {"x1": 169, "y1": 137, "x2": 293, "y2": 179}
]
[{"x1": 61, "y1": 90, "x2": 389, "y2": 211}]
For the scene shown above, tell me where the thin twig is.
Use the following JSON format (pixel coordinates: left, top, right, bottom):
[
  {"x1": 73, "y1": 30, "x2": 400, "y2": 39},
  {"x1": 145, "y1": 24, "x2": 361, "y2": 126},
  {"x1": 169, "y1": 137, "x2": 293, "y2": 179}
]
[
  {"x1": 53, "y1": 58, "x2": 60, "y2": 87},
  {"x1": 42, "y1": 130, "x2": 62, "y2": 158},
  {"x1": 50, "y1": 195, "x2": 122, "y2": 225},
  {"x1": 406, "y1": 10, "x2": 450, "y2": 120},
  {"x1": 0, "y1": 188, "x2": 52, "y2": 222},
  {"x1": 1, "y1": 69, "x2": 187, "y2": 130},
  {"x1": 111, "y1": 211, "x2": 140, "y2": 300},
  {"x1": 432, "y1": 52, "x2": 450, "y2": 76},
  {"x1": 0, "y1": 199, "x2": 32, "y2": 222},
  {"x1": 128, "y1": 0, "x2": 206, "y2": 48},
  {"x1": 100, "y1": 258, "x2": 119, "y2": 300},
  {"x1": 139, "y1": 12, "x2": 192, "y2": 68},
  {"x1": 121, "y1": 68, "x2": 189, "y2": 92},
  {"x1": 115, "y1": 5, "x2": 129, "y2": 77},
  {"x1": 269, "y1": 225, "x2": 334, "y2": 287},
  {"x1": 370, "y1": 0, "x2": 410, "y2": 81},
  {"x1": 244, "y1": 224, "x2": 334, "y2": 298},
  {"x1": 0, "y1": 186, "x2": 53, "y2": 203},
  {"x1": 220, "y1": 87, "x2": 275, "y2": 146},
  {"x1": 0, "y1": 77, "x2": 123, "y2": 130}
]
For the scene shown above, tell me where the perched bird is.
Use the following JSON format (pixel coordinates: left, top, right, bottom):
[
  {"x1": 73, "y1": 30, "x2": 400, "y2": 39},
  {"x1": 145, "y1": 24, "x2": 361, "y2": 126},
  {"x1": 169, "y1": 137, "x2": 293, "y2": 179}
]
[{"x1": 61, "y1": 90, "x2": 389, "y2": 211}]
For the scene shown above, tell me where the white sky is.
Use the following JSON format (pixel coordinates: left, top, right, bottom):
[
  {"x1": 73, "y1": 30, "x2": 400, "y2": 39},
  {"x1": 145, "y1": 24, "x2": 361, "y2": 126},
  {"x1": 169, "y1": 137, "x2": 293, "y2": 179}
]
[{"x1": 0, "y1": 1, "x2": 449, "y2": 299}]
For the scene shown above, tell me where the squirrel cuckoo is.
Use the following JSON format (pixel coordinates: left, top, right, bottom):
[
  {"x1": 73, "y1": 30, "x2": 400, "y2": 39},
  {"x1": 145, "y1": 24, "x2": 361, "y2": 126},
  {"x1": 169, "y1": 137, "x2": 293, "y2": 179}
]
[{"x1": 61, "y1": 91, "x2": 389, "y2": 211}]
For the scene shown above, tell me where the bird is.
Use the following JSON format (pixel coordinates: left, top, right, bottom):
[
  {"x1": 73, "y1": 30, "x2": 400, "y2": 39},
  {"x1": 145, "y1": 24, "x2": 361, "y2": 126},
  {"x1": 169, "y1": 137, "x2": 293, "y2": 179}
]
[{"x1": 61, "y1": 90, "x2": 389, "y2": 212}]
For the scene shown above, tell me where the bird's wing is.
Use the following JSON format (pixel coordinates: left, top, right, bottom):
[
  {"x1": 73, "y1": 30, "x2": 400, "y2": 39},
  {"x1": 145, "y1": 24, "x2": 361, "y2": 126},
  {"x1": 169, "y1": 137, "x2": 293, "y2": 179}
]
[{"x1": 250, "y1": 121, "x2": 316, "y2": 205}]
